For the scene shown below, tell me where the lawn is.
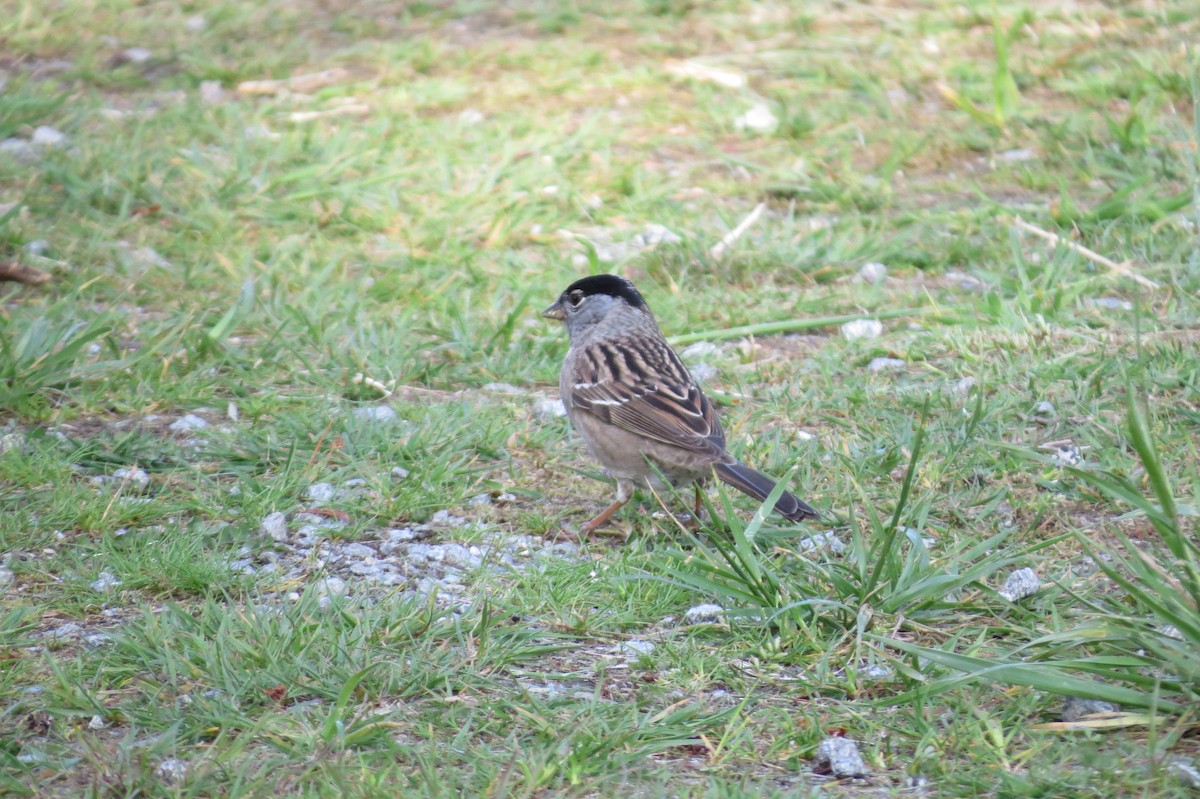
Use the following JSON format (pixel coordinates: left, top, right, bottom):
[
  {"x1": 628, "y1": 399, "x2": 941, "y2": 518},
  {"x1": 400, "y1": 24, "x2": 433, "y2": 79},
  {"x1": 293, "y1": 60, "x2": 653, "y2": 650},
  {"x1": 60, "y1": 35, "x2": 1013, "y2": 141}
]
[{"x1": 1, "y1": 0, "x2": 1199, "y2": 796}]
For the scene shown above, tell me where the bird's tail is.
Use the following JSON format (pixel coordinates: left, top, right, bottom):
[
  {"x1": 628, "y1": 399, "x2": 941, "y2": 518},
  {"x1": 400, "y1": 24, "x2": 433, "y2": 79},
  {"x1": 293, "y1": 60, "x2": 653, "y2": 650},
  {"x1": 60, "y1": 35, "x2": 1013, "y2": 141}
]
[{"x1": 714, "y1": 460, "x2": 818, "y2": 523}]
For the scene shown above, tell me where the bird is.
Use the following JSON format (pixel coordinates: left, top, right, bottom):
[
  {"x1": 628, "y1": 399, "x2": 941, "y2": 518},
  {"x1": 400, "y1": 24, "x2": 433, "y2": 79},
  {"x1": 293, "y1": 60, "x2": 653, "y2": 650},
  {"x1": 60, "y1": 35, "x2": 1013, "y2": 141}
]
[{"x1": 542, "y1": 273, "x2": 818, "y2": 537}]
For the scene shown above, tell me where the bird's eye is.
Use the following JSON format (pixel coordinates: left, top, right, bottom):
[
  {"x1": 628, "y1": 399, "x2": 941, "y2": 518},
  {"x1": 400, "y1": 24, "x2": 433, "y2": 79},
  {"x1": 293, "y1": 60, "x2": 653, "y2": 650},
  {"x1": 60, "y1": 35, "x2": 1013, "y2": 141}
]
[{"x1": 567, "y1": 290, "x2": 585, "y2": 307}]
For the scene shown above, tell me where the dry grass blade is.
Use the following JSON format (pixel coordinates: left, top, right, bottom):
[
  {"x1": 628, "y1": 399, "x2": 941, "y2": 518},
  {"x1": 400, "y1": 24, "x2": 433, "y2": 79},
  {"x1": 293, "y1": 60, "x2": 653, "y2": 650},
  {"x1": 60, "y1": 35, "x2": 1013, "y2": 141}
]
[{"x1": 1013, "y1": 217, "x2": 1161, "y2": 289}]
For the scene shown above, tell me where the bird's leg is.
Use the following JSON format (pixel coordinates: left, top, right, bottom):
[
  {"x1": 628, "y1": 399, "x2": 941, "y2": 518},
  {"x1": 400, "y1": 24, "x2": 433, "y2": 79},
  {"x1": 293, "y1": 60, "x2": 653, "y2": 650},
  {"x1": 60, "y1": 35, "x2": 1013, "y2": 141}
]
[
  {"x1": 693, "y1": 484, "x2": 703, "y2": 518},
  {"x1": 579, "y1": 479, "x2": 634, "y2": 537}
]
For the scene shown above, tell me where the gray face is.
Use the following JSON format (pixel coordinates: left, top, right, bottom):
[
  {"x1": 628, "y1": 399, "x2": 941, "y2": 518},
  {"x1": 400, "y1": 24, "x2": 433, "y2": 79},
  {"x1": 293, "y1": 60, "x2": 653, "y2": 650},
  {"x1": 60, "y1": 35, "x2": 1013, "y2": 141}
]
[{"x1": 560, "y1": 289, "x2": 623, "y2": 336}]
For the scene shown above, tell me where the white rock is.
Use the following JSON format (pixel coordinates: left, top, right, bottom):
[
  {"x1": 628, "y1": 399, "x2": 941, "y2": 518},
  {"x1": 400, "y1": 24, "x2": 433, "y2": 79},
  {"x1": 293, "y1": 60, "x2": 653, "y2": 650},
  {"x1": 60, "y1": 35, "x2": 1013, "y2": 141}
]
[
  {"x1": 1033, "y1": 401, "x2": 1055, "y2": 416},
  {"x1": 113, "y1": 467, "x2": 151, "y2": 492},
  {"x1": 841, "y1": 319, "x2": 882, "y2": 341},
  {"x1": 31, "y1": 126, "x2": 67, "y2": 148},
  {"x1": 1048, "y1": 443, "x2": 1082, "y2": 466},
  {"x1": 0, "y1": 568, "x2": 13, "y2": 587},
  {"x1": 44, "y1": 623, "x2": 84, "y2": 641},
  {"x1": 169, "y1": 413, "x2": 208, "y2": 432},
  {"x1": 1087, "y1": 297, "x2": 1133, "y2": 311},
  {"x1": 0, "y1": 138, "x2": 34, "y2": 159},
  {"x1": 858, "y1": 262, "x2": 888, "y2": 284},
  {"x1": 533, "y1": 398, "x2": 567, "y2": 421},
  {"x1": 260, "y1": 512, "x2": 288, "y2": 541},
  {"x1": 430, "y1": 510, "x2": 468, "y2": 528},
  {"x1": 458, "y1": 109, "x2": 484, "y2": 125},
  {"x1": 199, "y1": 80, "x2": 224, "y2": 104},
  {"x1": 315, "y1": 576, "x2": 347, "y2": 597},
  {"x1": 305, "y1": 482, "x2": 335, "y2": 503},
  {"x1": 87, "y1": 715, "x2": 108, "y2": 730},
  {"x1": 946, "y1": 271, "x2": 988, "y2": 292},
  {"x1": 997, "y1": 148, "x2": 1036, "y2": 163},
  {"x1": 391, "y1": 466, "x2": 410, "y2": 481},
  {"x1": 90, "y1": 571, "x2": 121, "y2": 592},
  {"x1": 997, "y1": 567, "x2": 1040, "y2": 602},
  {"x1": 813, "y1": 737, "x2": 867, "y2": 778},
  {"x1": 735, "y1": 102, "x2": 777, "y2": 132},
  {"x1": 867, "y1": 357, "x2": 905, "y2": 373},
  {"x1": 798, "y1": 532, "x2": 845, "y2": 554},
  {"x1": 949, "y1": 376, "x2": 976, "y2": 399},
  {"x1": 633, "y1": 223, "x2": 681, "y2": 248},
  {"x1": 681, "y1": 341, "x2": 720, "y2": 360},
  {"x1": 619, "y1": 639, "x2": 655, "y2": 656},
  {"x1": 683, "y1": 604, "x2": 725, "y2": 625},
  {"x1": 25, "y1": 240, "x2": 49, "y2": 255},
  {"x1": 483, "y1": 382, "x2": 524, "y2": 395},
  {"x1": 352, "y1": 405, "x2": 397, "y2": 423},
  {"x1": 157, "y1": 758, "x2": 189, "y2": 785},
  {"x1": 1169, "y1": 758, "x2": 1200, "y2": 789},
  {"x1": 123, "y1": 47, "x2": 153, "y2": 64},
  {"x1": 185, "y1": 14, "x2": 207, "y2": 31}
]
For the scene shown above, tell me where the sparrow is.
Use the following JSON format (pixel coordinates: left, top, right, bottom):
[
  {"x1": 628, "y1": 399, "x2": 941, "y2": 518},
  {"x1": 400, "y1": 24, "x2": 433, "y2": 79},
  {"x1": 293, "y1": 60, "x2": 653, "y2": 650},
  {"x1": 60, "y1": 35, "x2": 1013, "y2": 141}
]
[{"x1": 542, "y1": 274, "x2": 817, "y2": 536}]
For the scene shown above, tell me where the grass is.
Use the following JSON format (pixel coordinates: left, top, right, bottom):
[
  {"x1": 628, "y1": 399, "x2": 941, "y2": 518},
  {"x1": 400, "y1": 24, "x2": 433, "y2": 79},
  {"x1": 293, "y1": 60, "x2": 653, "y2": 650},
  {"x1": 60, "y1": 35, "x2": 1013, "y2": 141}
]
[{"x1": 2, "y1": 0, "x2": 1200, "y2": 795}]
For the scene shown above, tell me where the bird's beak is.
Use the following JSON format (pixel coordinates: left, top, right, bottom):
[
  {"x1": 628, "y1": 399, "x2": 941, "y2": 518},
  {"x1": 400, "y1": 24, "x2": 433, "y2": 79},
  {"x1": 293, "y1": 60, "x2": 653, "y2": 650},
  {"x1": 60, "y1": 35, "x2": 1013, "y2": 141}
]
[{"x1": 541, "y1": 300, "x2": 566, "y2": 321}]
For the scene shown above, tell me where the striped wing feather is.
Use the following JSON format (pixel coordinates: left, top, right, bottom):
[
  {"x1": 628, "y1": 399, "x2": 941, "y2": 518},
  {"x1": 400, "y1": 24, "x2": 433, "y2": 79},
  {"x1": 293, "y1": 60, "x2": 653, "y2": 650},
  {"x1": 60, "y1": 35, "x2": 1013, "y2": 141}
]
[{"x1": 568, "y1": 336, "x2": 726, "y2": 459}]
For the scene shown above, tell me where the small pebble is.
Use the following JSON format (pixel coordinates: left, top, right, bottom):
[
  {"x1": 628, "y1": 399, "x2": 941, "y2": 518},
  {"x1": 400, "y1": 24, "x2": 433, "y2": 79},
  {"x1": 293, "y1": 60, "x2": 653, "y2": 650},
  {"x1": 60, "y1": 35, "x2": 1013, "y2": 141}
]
[
  {"x1": 352, "y1": 405, "x2": 397, "y2": 423},
  {"x1": 87, "y1": 715, "x2": 108, "y2": 730},
  {"x1": 681, "y1": 341, "x2": 720, "y2": 360},
  {"x1": 458, "y1": 109, "x2": 484, "y2": 125},
  {"x1": 1169, "y1": 758, "x2": 1200, "y2": 789},
  {"x1": 1087, "y1": 297, "x2": 1133, "y2": 312},
  {"x1": 946, "y1": 271, "x2": 988, "y2": 292},
  {"x1": 113, "y1": 467, "x2": 151, "y2": 492},
  {"x1": 534, "y1": 398, "x2": 567, "y2": 421},
  {"x1": 1048, "y1": 443, "x2": 1083, "y2": 466},
  {"x1": 305, "y1": 482, "x2": 335, "y2": 503},
  {"x1": 632, "y1": 223, "x2": 681, "y2": 248},
  {"x1": 185, "y1": 14, "x2": 207, "y2": 31},
  {"x1": 337, "y1": 542, "x2": 378, "y2": 559},
  {"x1": 260, "y1": 512, "x2": 288, "y2": 541},
  {"x1": 157, "y1": 758, "x2": 189, "y2": 785},
  {"x1": 483, "y1": 382, "x2": 524, "y2": 395},
  {"x1": 813, "y1": 737, "x2": 867, "y2": 778},
  {"x1": 199, "y1": 80, "x2": 224, "y2": 104},
  {"x1": 430, "y1": 509, "x2": 468, "y2": 528},
  {"x1": 735, "y1": 102, "x2": 777, "y2": 132},
  {"x1": 997, "y1": 148, "x2": 1036, "y2": 163},
  {"x1": 1062, "y1": 696, "x2": 1117, "y2": 722},
  {"x1": 0, "y1": 568, "x2": 13, "y2": 587},
  {"x1": 798, "y1": 532, "x2": 845, "y2": 554},
  {"x1": 619, "y1": 639, "x2": 655, "y2": 656},
  {"x1": 997, "y1": 567, "x2": 1040, "y2": 602},
  {"x1": 867, "y1": 357, "x2": 905, "y2": 373},
  {"x1": 1033, "y1": 400, "x2": 1055, "y2": 417},
  {"x1": 122, "y1": 47, "x2": 152, "y2": 63},
  {"x1": 90, "y1": 571, "x2": 121, "y2": 592},
  {"x1": 683, "y1": 604, "x2": 725, "y2": 625},
  {"x1": 31, "y1": 126, "x2": 67, "y2": 148},
  {"x1": 391, "y1": 466, "x2": 411, "y2": 481},
  {"x1": 25, "y1": 240, "x2": 49, "y2": 255},
  {"x1": 949, "y1": 376, "x2": 976, "y2": 399},
  {"x1": 169, "y1": 413, "x2": 209, "y2": 432},
  {"x1": 841, "y1": 319, "x2": 882, "y2": 341},
  {"x1": 315, "y1": 577, "x2": 347, "y2": 598},
  {"x1": 858, "y1": 262, "x2": 888, "y2": 284}
]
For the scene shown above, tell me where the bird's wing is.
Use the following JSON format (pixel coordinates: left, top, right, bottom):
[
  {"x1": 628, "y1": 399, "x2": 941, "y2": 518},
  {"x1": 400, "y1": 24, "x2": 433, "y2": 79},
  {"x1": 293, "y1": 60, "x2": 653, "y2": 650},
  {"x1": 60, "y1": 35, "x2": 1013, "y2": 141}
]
[{"x1": 567, "y1": 335, "x2": 726, "y2": 458}]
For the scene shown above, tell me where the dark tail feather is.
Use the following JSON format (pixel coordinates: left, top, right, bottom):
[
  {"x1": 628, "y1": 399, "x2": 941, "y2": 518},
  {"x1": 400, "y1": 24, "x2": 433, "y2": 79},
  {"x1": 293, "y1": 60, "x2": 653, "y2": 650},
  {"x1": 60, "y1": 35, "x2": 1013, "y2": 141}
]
[{"x1": 714, "y1": 461, "x2": 818, "y2": 523}]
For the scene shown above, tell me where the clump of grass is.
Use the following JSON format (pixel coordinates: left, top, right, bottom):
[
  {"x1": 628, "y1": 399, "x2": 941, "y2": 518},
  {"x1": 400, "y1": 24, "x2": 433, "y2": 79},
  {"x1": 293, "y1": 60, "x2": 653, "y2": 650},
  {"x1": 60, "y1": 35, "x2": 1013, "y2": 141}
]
[{"x1": 876, "y1": 392, "x2": 1200, "y2": 716}]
